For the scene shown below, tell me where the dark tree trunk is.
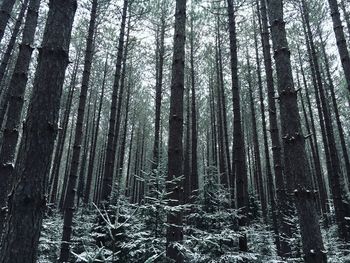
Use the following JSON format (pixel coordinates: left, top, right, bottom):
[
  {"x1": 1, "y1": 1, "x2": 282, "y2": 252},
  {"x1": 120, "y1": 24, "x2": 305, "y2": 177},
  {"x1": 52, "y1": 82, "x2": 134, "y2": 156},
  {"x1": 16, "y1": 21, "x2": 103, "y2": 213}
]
[
  {"x1": 101, "y1": 0, "x2": 128, "y2": 202},
  {"x1": 302, "y1": 0, "x2": 349, "y2": 241},
  {"x1": 0, "y1": 0, "x2": 40, "y2": 231},
  {"x1": 59, "y1": 0, "x2": 97, "y2": 261},
  {"x1": 340, "y1": 0, "x2": 350, "y2": 41},
  {"x1": 266, "y1": 0, "x2": 326, "y2": 262},
  {"x1": 258, "y1": 0, "x2": 290, "y2": 256},
  {"x1": 247, "y1": 54, "x2": 267, "y2": 222},
  {"x1": 0, "y1": 0, "x2": 16, "y2": 44},
  {"x1": 151, "y1": 9, "x2": 165, "y2": 172},
  {"x1": 320, "y1": 30, "x2": 350, "y2": 195},
  {"x1": 84, "y1": 54, "x2": 108, "y2": 204},
  {"x1": 49, "y1": 51, "x2": 80, "y2": 204},
  {"x1": 215, "y1": 39, "x2": 227, "y2": 188},
  {"x1": 77, "y1": 90, "x2": 94, "y2": 206},
  {"x1": 183, "y1": 80, "x2": 191, "y2": 203},
  {"x1": 297, "y1": 63, "x2": 328, "y2": 219},
  {"x1": 0, "y1": 0, "x2": 29, "y2": 126},
  {"x1": 0, "y1": 1, "x2": 77, "y2": 262},
  {"x1": 189, "y1": 16, "x2": 198, "y2": 197},
  {"x1": 327, "y1": 0, "x2": 350, "y2": 92},
  {"x1": 166, "y1": 0, "x2": 186, "y2": 261},
  {"x1": 253, "y1": 9, "x2": 280, "y2": 250},
  {"x1": 227, "y1": 0, "x2": 248, "y2": 252}
]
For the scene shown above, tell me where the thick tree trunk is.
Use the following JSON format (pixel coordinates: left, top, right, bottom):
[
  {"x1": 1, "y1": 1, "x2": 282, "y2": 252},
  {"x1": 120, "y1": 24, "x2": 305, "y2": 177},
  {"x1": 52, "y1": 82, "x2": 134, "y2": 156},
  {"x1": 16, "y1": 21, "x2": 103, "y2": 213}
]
[
  {"x1": 0, "y1": 1, "x2": 76, "y2": 262},
  {"x1": 0, "y1": 0, "x2": 40, "y2": 232},
  {"x1": 258, "y1": 0, "x2": 290, "y2": 256},
  {"x1": 266, "y1": 0, "x2": 326, "y2": 262},
  {"x1": 59, "y1": 0, "x2": 97, "y2": 261},
  {"x1": 227, "y1": 0, "x2": 248, "y2": 252},
  {"x1": 166, "y1": 0, "x2": 186, "y2": 261}
]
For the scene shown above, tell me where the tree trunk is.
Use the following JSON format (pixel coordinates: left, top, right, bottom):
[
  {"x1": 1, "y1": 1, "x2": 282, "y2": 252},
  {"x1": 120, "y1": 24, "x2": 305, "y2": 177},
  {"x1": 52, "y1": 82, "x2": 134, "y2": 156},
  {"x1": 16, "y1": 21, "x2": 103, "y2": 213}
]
[
  {"x1": 247, "y1": 54, "x2": 267, "y2": 222},
  {"x1": 190, "y1": 15, "x2": 198, "y2": 198},
  {"x1": 59, "y1": 0, "x2": 97, "y2": 260},
  {"x1": 49, "y1": 53, "x2": 80, "y2": 204},
  {"x1": 302, "y1": 0, "x2": 349, "y2": 241},
  {"x1": 84, "y1": 54, "x2": 108, "y2": 204},
  {"x1": 227, "y1": 0, "x2": 248, "y2": 252},
  {"x1": 327, "y1": 0, "x2": 350, "y2": 92},
  {"x1": 258, "y1": 0, "x2": 290, "y2": 256},
  {"x1": 0, "y1": 0, "x2": 40, "y2": 232},
  {"x1": 166, "y1": 0, "x2": 186, "y2": 261},
  {"x1": 0, "y1": 0, "x2": 29, "y2": 126},
  {"x1": 266, "y1": 0, "x2": 326, "y2": 262},
  {"x1": 101, "y1": 0, "x2": 129, "y2": 202},
  {"x1": 0, "y1": 1, "x2": 76, "y2": 261}
]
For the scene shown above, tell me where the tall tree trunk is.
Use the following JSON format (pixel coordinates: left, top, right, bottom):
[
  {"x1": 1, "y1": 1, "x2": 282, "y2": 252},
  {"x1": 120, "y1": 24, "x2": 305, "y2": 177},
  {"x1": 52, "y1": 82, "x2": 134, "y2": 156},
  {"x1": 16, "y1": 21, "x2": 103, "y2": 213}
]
[
  {"x1": 297, "y1": 66, "x2": 328, "y2": 219},
  {"x1": 49, "y1": 51, "x2": 80, "y2": 204},
  {"x1": 151, "y1": 8, "x2": 165, "y2": 172},
  {"x1": 101, "y1": 0, "x2": 129, "y2": 202},
  {"x1": 258, "y1": 0, "x2": 290, "y2": 256},
  {"x1": 84, "y1": 55, "x2": 108, "y2": 204},
  {"x1": 253, "y1": 8, "x2": 280, "y2": 249},
  {"x1": 0, "y1": 1, "x2": 76, "y2": 261},
  {"x1": 327, "y1": 0, "x2": 350, "y2": 92},
  {"x1": 266, "y1": 0, "x2": 326, "y2": 262},
  {"x1": 189, "y1": 15, "x2": 198, "y2": 197},
  {"x1": 226, "y1": 0, "x2": 248, "y2": 252},
  {"x1": 166, "y1": 0, "x2": 186, "y2": 261},
  {"x1": 0, "y1": 0, "x2": 29, "y2": 125},
  {"x1": 183, "y1": 79, "x2": 191, "y2": 203},
  {"x1": 246, "y1": 54, "x2": 267, "y2": 222},
  {"x1": 319, "y1": 29, "x2": 350, "y2": 191},
  {"x1": 59, "y1": 0, "x2": 97, "y2": 261},
  {"x1": 302, "y1": 0, "x2": 349, "y2": 241},
  {"x1": 0, "y1": 0, "x2": 40, "y2": 232}
]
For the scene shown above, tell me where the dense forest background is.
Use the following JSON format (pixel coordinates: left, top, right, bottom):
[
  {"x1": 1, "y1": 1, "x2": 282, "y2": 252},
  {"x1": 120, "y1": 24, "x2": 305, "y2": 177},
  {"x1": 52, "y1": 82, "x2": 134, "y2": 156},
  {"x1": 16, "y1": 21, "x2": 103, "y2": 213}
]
[{"x1": 0, "y1": 0, "x2": 349, "y2": 262}]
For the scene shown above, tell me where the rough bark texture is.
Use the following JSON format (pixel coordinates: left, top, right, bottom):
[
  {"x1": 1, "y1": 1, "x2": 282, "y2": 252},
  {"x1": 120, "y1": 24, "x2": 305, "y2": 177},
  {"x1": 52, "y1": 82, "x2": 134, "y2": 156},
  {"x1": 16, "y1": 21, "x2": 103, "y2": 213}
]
[
  {"x1": 59, "y1": 0, "x2": 97, "y2": 260},
  {"x1": 0, "y1": 0, "x2": 40, "y2": 232},
  {"x1": 166, "y1": 0, "x2": 186, "y2": 261},
  {"x1": 0, "y1": 1, "x2": 77, "y2": 262},
  {"x1": 266, "y1": 0, "x2": 326, "y2": 262},
  {"x1": 258, "y1": 0, "x2": 291, "y2": 256}
]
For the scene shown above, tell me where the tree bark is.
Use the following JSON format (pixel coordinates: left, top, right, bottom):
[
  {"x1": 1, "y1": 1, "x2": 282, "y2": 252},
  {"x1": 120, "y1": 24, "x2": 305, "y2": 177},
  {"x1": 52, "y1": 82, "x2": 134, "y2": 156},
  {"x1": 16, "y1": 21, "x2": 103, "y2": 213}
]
[
  {"x1": 0, "y1": 1, "x2": 77, "y2": 262},
  {"x1": 0, "y1": 0, "x2": 40, "y2": 232},
  {"x1": 266, "y1": 0, "x2": 326, "y2": 262},
  {"x1": 327, "y1": 0, "x2": 350, "y2": 92},
  {"x1": 227, "y1": 0, "x2": 248, "y2": 252},
  {"x1": 101, "y1": 0, "x2": 129, "y2": 202},
  {"x1": 59, "y1": 0, "x2": 97, "y2": 260},
  {"x1": 166, "y1": 0, "x2": 186, "y2": 261}
]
